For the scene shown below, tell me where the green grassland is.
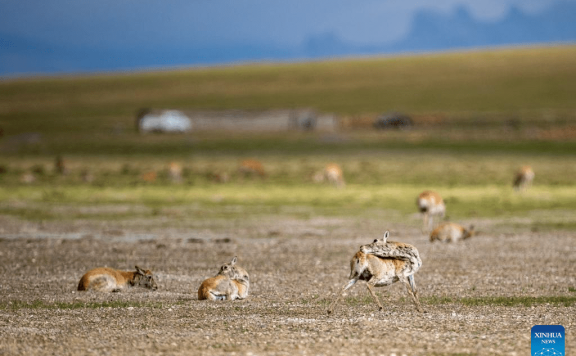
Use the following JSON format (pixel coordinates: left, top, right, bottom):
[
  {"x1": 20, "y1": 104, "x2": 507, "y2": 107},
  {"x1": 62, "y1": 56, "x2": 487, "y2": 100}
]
[
  {"x1": 1, "y1": 45, "x2": 576, "y2": 223},
  {"x1": 2, "y1": 45, "x2": 576, "y2": 145}
]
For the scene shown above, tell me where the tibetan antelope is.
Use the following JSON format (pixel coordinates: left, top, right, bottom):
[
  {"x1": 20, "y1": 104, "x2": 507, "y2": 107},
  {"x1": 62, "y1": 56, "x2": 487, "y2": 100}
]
[
  {"x1": 314, "y1": 163, "x2": 345, "y2": 188},
  {"x1": 207, "y1": 171, "x2": 230, "y2": 183},
  {"x1": 198, "y1": 256, "x2": 250, "y2": 301},
  {"x1": 430, "y1": 222, "x2": 475, "y2": 243},
  {"x1": 80, "y1": 169, "x2": 94, "y2": 183},
  {"x1": 140, "y1": 171, "x2": 157, "y2": 183},
  {"x1": 20, "y1": 172, "x2": 36, "y2": 184},
  {"x1": 169, "y1": 162, "x2": 183, "y2": 183},
  {"x1": 55, "y1": 155, "x2": 68, "y2": 175},
  {"x1": 328, "y1": 231, "x2": 423, "y2": 314},
  {"x1": 513, "y1": 165, "x2": 534, "y2": 191},
  {"x1": 238, "y1": 159, "x2": 266, "y2": 178},
  {"x1": 417, "y1": 190, "x2": 446, "y2": 233},
  {"x1": 78, "y1": 266, "x2": 158, "y2": 292}
]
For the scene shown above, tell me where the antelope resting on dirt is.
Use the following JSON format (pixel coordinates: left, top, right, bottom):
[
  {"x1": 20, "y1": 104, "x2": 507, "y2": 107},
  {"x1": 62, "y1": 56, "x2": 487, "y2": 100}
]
[
  {"x1": 198, "y1": 256, "x2": 250, "y2": 301},
  {"x1": 78, "y1": 266, "x2": 158, "y2": 292},
  {"x1": 328, "y1": 231, "x2": 423, "y2": 314},
  {"x1": 430, "y1": 222, "x2": 475, "y2": 243},
  {"x1": 417, "y1": 190, "x2": 446, "y2": 233},
  {"x1": 314, "y1": 163, "x2": 346, "y2": 188},
  {"x1": 513, "y1": 165, "x2": 534, "y2": 191}
]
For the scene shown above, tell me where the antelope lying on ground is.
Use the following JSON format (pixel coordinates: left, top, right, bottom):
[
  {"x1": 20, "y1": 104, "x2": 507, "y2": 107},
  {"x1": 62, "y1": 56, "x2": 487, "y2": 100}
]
[
  {"x1": 513, "y1": 165, "x2": 534, "y2": 191},
  {"x1": 430, "y1": 222, "x2": 475, "y2": 243},
  {"x1": 417, "y1": 190, "x2": 446, "y2": 233},
  {"x1": 78, "y1": 266, "x2": 158, "y2": 292},
  {"x1": 328, "y1": 231, "x2": 423, "y2": 314},
  {"x1": 198, "y1": 257, "x2": 250, "y2": 301}
]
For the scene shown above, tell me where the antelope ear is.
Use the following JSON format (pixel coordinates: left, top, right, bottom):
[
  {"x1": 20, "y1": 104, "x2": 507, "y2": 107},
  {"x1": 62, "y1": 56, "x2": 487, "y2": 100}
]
[
  {"x1": 135, "y1": 266, "x2": 145, "y2": 275},
  {"x1": 230, "y1": 256, "x2": 237, "y2": 265},
  {"x1": 383, "y1": 231, "x2": 390, "y2": 241}
]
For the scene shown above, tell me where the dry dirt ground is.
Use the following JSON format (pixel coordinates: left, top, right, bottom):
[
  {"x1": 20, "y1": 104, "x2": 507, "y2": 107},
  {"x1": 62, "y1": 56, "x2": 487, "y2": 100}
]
[{"x1": 0, "y1": 211, "x2": 574, "y2": 356}]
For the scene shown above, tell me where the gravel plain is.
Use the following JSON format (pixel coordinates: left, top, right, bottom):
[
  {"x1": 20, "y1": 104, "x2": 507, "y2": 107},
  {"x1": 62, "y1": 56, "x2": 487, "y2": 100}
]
[{"x1": 0, "y1": 212, "x2": 574, "y2": 356}]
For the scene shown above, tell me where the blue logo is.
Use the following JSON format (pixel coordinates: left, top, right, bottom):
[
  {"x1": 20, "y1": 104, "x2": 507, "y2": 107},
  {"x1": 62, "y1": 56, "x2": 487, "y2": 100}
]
[{"x1": 531, "y1": 325, "x2": 565, "y2": 356}]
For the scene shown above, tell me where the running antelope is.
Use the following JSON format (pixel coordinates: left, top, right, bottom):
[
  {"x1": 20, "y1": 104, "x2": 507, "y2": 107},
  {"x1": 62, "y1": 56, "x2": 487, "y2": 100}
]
[
  {"x1": 328, "y1": 231, "x2": 423, "y2": 314},
  {"x1": 77, "y1": 266, "x2": 158, "y2": 292},
  {"x1": 417, "y1": 190, "x2": 446, "y2": 233},
  {"x1": 198, "y1": 256, "x2": 250, "y2": 301},
  {"x1": 314, "y1": 163, "x2": 345, "y2": 188},
  {"x1": 430, "y1": 222, "x2": 475, "y2": 243},
  {"x1": 238, "y1": 159, "x2": 266, "y2": 178},
  {"x1": 513, "y1": 165, "x2": 534, "y2": 191}
]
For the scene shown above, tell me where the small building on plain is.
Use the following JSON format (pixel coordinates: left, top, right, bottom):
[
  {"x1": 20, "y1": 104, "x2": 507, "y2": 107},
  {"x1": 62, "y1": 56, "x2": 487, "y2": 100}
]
[{"x1": 135, "y1": 108, "x2": 339, "y2": 133}]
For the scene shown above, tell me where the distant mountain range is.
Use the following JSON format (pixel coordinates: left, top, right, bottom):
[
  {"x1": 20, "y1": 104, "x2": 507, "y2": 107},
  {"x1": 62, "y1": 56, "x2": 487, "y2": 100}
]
[
  {"x1": 1, "y1": 1, "x2": 576, "y2": 76},
  {"x1": 299, "y1": 1, "x2": 576, "y2": 58}
]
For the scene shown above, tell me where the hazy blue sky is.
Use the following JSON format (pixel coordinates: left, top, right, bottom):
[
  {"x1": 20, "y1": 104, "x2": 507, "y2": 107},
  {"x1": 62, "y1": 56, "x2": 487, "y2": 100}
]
[
  {"x1": 0, "y1": 0, "x2": 573, "y2": 75},
  {"x1": 0, "y1": 0, "x2": 554, "y2": 46}
]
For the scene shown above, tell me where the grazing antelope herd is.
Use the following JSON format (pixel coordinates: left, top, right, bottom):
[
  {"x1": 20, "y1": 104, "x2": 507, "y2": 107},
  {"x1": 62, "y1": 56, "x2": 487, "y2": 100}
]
[{"x1": 66, "y1": 159, "x2": 538, "y2": 316}]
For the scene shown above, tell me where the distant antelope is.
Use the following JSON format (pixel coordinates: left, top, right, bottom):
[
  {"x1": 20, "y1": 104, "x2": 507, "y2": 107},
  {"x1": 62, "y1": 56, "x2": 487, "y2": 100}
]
[
  {"x1": 78, "y1": 266, "x2": 158, "y2": 292},
  {"x1": 198, "y1": 256, "x2": 250, "y2": 301},
  {"x1": 417, "y1": 190, "x2": 446, "y2": 233},
  {"x1": 80, "y1": 169, "x2": 94, "y2": 183},
  {"x1": 140, "y1": 171, "x2": 157, "y2": 183},
  {"x1": 169, "y1": 162, "x2": 183, "y2": 183},
  {"x1": 55, "y1": 155, "x2": 68, "y2": 175},
  {"x1": 430, "y1": 222, "x2": 475, "y2": 243},
  {"x1": 328, "y1": 231, "x2": 423, "y2": 314},
  {"x1": 314, "y1": 163, "x2": 345, "y2": 188},
  {"x1": 207, "y1": 171, "x2": 230, "y2": 183},
  {"x1": 513, "y1": 165, "x2": 534, "y2": 191},
  {"x1": 20, "y1": 172, "x2": 36, "y2": 184},
  {"x1": 238, "y1": 159, "x2": 266, "y2": 178}
]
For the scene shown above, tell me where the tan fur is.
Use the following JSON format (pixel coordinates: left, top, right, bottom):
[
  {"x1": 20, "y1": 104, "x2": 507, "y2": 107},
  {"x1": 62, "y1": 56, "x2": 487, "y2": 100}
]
[
  {"x1": 78, "y1": 266, "x2": 157, "y2": 292},
  {"x1": 169, "y1": 162, "x2": 183, "y2": 183},
  {"x1": 80, "y1": 169, "x2": 94, "y2": 183},
  {"x1": 140, "y1": 171, "x2": 157, "y2": 183},
  {"x1": 417, "y1": 190, "x2": 446, "y2": 233},
  {"x1": 198, "y1": 257, "x2": 250, "y2": 301},
  {"x1": 328, "y1": 233, "x2": 423, "y2": 314},
  {"x1": 20, "y1": 173, "x2": 36, "y2": 184},
  {"x1": 430, "y1": 222, "x2": 475, "y2": 243},
  {"x1": 324, "y1": 163, "x2": 345, "y2": 188},
  {"x1": 513, "y1": 165, "x2": 534, "y2": 191},
  {"x1": 238, "y1": 159, "x2": 266, "y2": 177}
]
